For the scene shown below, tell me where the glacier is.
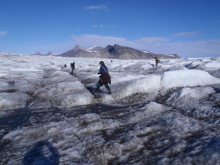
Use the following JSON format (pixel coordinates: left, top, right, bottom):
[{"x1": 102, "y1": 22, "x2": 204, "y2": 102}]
[{"x1": 0, "y1": 54, "x2": 220, "y2": 165}]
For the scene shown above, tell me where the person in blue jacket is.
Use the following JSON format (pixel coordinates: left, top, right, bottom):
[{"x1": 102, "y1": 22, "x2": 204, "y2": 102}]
[{"x1": 93, "y1": 61, "x2": 111, "y2": 94}]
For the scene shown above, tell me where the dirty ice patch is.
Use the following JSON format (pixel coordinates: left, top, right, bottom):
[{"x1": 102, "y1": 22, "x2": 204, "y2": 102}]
[
  {"x1": 166, "y1": 112, "x2": 203, "y2": 139},
  {"x1": 102, "y1": 75, "x2": 161, "y2": 103},
  {"x1": 0, "y1": 82, "x2": 10, "y2": 92},
  {"x1": 0, "y1": 92, "x2": 30, "y2": 110},
  {"x1": 166, "y1": 87, "x2": 215, "y2": 109},
  {"x1": 1, "y1": 120, "x2": 85, "y2": 165},
  {"x1": 161, "y1": 70, "x2": 220, "y2": 89},
  {"x1": 131, "y1": 102, "x2": 168, "y2": 123},
  {"x1": 169, "y1": 87, "x2": 215, "y2": 100},
  {"x1": 77, "y1": 113, "x2": 101, "y2": 125}
]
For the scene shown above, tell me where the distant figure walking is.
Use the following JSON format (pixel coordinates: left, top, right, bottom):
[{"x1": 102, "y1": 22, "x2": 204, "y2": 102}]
[
  {"x1": 155, "y1": 57, "x2": 160, "y2": 67},
  {"x1": 64, "y1": 64, "x2": 67, "y2": 68},
  {"x1": 70, "y1": 62, "x2": 75, "y2": 74},
  {"x1": 93, "y1": 61, "x2": 111, "y2": 94},
  {"x1": 72, "y1": 62, "x2": 75, "y2": 70}
]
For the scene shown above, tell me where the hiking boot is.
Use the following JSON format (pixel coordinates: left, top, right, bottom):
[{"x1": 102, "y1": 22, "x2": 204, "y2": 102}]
[{"x1": 106, "y1": 86, "x2": 112, "y2": 94}]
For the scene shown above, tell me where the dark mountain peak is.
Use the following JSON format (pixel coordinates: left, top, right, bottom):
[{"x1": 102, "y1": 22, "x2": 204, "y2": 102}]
[
  {"x1": 104, "y1": 44, "x2": 137, "y2": 56},
  {"x1": 113, "y1": 44, "x2": 125, "y2": 47},
  {"x1": 105, "y1": 45, "x2": 117, "y2": 54},
  {"x1": 74, "y1": 45, "x2": 85, "y2": 51}
]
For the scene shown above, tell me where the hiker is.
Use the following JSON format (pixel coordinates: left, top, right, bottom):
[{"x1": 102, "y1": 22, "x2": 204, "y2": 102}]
[
  {"x1": 93, "y1": 61, "x2": 111, "y2": 94},
  {"x1": 72, "y1": 62, "x2": 75, "y2": 70},
  {"x1": 70, "y1": 63, "x2": 73, "y2": 74},
  {"x1": 155, "y1": 57, "x2": 160, "y2": 67},
  {"x1": 70, "y1": 62, "x2": 75, "y2": 74}
]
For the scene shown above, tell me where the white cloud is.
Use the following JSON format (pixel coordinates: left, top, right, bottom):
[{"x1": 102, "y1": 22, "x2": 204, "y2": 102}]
[
  {"x1": 92, "y1": 25, "x2": 120, "y2": 28},
  {"x1": 135, "y1": 37, "x2": 170, "y2": 43},
  {"x1": 172, "y1": 31, "x2": 199, "y2": 37},
  {"x1": 0, "y1": 31, "x2": 7, "y2": 36},
  {"x1": 92, "y1": 24, "x2": 105, "y2": 28},
  {"x1": 84, "y1": 5, "x2": 108, "y2": 10}
]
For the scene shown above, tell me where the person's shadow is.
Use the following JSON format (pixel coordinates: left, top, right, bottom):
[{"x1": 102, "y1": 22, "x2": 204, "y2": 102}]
[{"x1": 23, "y1": 141, "x2": 60, "y2": 165}]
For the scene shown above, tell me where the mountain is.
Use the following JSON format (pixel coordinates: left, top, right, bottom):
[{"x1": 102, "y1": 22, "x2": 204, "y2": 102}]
[
  {"x1": 86, "y1": 45, "x2": 103, "y2": 54},
  {"x1": 32, "y1": 51, "x2": 43, "y2": 55},
  {"x1": 96, "y1": 44, "x2": 181, "y2": 59},
  {"x1": 60, "y1": 44, "x2": 181, "y2": 59},
  {"x1": 31, "y1": 51, "x2": 57, "y2": 56},
  {"x1": 87, "y1": 45, "x2": 103, "y2": 52},
  {"x1": 60, "y1": 45, "x2": 93, "y2": 57},
  {"x1": 46, "y1": 51, "x2": 56, "y2": 56}
]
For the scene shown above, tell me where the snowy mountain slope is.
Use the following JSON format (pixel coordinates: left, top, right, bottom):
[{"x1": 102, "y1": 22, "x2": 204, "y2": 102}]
[
  {"x1": 86, "y1": 45, "x2": 103, "y2": 54},
  {"x1": 1, "y1": 54, "x2": 220, "y2": 164},
  {"x1": 61, "y1": 45, "x2": 93, "y2": 57}
]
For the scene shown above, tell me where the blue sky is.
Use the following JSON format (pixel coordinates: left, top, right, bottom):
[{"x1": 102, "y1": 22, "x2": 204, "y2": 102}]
[{"x1": 0, "y1": 0, "x2": 220, "y2": 57}]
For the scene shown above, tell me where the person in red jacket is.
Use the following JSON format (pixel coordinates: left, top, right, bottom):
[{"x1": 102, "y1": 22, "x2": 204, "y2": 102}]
[{"x1": 93, "y1": 61, "x2": 111, "y2": 94}]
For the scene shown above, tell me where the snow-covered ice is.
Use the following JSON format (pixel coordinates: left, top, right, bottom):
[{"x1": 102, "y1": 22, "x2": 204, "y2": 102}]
[
  {"x1": 1, "y1": 53, "x2": 220, "y2": 165},
  {"x1": 161, "y1": 70, "x2": 220, "y2": 89}
]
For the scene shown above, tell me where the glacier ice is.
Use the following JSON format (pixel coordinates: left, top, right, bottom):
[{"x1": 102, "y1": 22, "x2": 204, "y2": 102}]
[{"x1": 1, "y1": 54, "x2": 220, "y2": 165}]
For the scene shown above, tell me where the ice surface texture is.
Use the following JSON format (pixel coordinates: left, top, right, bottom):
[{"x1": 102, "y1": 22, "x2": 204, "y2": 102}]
[
  {"x1": 1, "y1": 54, "x2": 220, "y2": 109},
  {"x1": 1, "y1": 54, "x2": 220, "y2": 165}
]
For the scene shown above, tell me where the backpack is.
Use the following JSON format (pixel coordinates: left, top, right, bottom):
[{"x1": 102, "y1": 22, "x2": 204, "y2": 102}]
[{"x1": 102, "y1": 66, "x2": 111, "y2": 84}]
